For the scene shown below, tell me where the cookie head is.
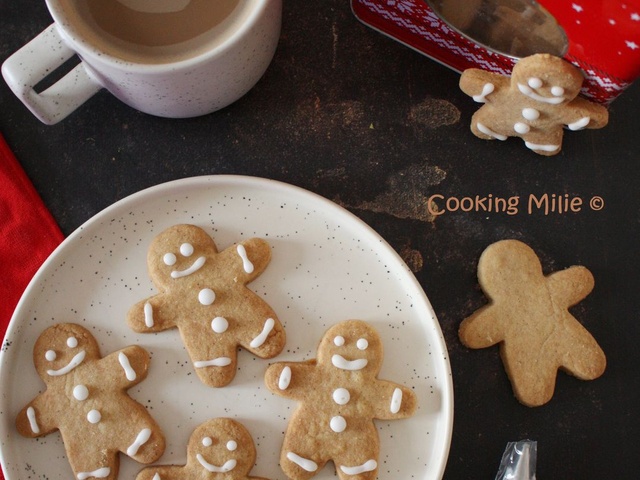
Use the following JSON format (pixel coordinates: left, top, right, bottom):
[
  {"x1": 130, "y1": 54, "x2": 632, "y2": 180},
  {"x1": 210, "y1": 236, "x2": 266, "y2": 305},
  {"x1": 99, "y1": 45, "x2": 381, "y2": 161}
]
[
  {"x1": 148, "y1": 224, "x2": 217, "y2": 288},
  {"x1": 477, "y1": 240, "x2": 544, "y2": 299},
  {"x1": 317, "y1": 320, "x2": 383, "y2": 374},
  {"x1": 33, "y1": 323, "x2": 100, "y2": 380},
  {"x1": 187, "y1": 418, "x2": 256, "y2": 476},
  {"x1": 511, "y1": 53, "x2": 583, "y2": 105}
]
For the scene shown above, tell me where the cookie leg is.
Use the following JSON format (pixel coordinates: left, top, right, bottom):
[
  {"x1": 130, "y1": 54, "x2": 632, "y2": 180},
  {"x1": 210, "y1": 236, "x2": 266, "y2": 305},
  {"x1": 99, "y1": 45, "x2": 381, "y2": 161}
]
[
  {"x1": 521, "y1": 129, "x2": 564, "y2": 156},
  {"x1": 121, "y1": 414, "x2": 165, "y2": 464},
  {"x1": 280, "y1": 435, "x2": 327, "y2": 480},
  {"x1": 337, "y1": 459, "x2": 378, "y2": 480},
  {"x1": 181, "y1": 322, "x2": 239, "y2": 387}
]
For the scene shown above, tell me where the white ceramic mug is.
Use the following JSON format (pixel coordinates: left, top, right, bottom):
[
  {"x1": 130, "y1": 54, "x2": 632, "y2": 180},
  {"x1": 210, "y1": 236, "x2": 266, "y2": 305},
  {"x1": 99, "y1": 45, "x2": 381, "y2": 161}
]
[{"x1": 2, "y1": 0, "x2": 282, "y2": 124}]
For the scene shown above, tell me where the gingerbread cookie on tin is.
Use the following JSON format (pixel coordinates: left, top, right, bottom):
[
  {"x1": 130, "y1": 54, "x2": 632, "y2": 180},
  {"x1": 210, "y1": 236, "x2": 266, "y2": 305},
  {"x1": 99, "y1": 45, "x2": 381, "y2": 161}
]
[
  {"x1": 16, "y1": 323, "x2": 165, "y2": 480},
  {"x1": 128, "y1": 224, "x2": 286, "y2": 387},
  {"x1": 459, "y1": 239, "x2": 606, "y2": 406},
  {"x1": 460, "y1": 53, "x2": 608, "y2": 155}
]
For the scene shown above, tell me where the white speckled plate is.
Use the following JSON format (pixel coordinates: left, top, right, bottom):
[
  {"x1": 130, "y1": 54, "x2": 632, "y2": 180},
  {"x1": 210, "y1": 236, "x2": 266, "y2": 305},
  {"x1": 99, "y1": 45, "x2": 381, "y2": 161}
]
[{"x1": 0, "y1": 175, "x2": 452, "y2": 480}]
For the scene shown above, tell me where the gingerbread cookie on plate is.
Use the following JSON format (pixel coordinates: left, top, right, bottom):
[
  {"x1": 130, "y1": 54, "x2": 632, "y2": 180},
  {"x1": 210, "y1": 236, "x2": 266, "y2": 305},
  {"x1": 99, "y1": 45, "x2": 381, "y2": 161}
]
[
  {"x1": 136, "y1": 418, "x2": 269, "y2": 480},
  {"x1": 16, "y1": 323, "x2": 165, "y2": 480},
  {"x1": 265, "y1": 320, "x2": 417, "y2": 480},
  {"x1": 128, "y1": 224, "x2": 286, "y2": 387}
]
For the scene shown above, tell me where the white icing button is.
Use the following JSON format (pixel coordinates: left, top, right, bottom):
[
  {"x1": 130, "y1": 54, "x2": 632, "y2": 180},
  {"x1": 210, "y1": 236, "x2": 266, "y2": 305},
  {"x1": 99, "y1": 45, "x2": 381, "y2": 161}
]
[
  {"x1": 67, "y1": 337, "x2": 78, "y2": 348},
  {"x1": 202, "y1": 436, "x2": 213, "y2": 447},
  {"x1": 198, "y1": 288, "x2": 216, "y2": 306},
  {"x1": 356, "y1": 338, "x2": 368, "y2": 350},
  {"x1": 514, "y1": 122, "x2": 530, "y2": 134},
  {"x1": 528, "y1": 77, "x2": 542, "y2": 89},
  {"x1": 87, "y1": 409, "x2": 101, "y2": 424},
  {"x1": 45, "y1": 350, "x2": 56, "y2": 361},
  {"x1": 522, "y1": 108, "x2": 540, "y2": 121},
  {"x1": 551, "y1": 85, "x2": 565, "y2": 96},
  {"x1": 333, "y1": 388, "x2": 350, "y2": 405},
  {"x1": 73, "y1": 385, "x2": 89, "y2": 401},
  {"x1": 211, "y1": 316, "x2": 229, "y2": 334},
  {"x1": 163, "y1": 253, "x2": 177, "y2": 266},
  {"x1": 227, "y1": 440, "x2": 237, "y2": 451},
  {"x1": 330, "y1": 416, "x2": 347, "y2": 433},
  {"x1": 333, "y1": 336, "x2": 345, "y2": 346},
  {"x1": 180, "y1": 243, "x2": 194, "y2": 256}
]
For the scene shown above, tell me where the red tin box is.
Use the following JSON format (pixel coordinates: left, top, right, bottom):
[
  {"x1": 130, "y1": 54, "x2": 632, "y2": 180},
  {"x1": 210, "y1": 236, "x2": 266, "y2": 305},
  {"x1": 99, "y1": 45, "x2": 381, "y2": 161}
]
[{"x1": 352, "y1": 0, "x2": 640, "y2": 103}]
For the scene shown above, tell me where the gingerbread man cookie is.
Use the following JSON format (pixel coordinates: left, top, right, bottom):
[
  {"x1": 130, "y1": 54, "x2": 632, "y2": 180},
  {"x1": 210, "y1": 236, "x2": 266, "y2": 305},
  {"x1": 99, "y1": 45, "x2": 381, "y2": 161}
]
[
  {"x1": 16, "y1": 323, "x2": 165, "y2": 480},
  {"x1": 459, "y1": 53, "x2": 608, "y2": 156},
  {"x1": 459, "y1": 240, "x2": 606, "y2": 407},
  {"x1": 128, "y1": 224, "x2": 286, "y2": 387},
  {"x1": 265, "y1": 320, "x2": 417, "y2": 480},
  {"x1": 136, "y1": 418, "x2": 269, "y2": 480}
]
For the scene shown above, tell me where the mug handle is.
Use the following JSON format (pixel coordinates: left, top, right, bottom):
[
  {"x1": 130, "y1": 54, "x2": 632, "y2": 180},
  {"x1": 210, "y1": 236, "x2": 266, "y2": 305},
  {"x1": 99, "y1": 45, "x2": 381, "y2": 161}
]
[{"x1": 2, "y1": 24, "x2": 103, "y2": 125}]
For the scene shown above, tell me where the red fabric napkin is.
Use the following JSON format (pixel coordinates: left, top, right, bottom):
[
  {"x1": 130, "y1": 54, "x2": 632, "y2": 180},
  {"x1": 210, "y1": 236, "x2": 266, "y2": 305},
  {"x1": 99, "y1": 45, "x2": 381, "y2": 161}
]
[{"x1": 0, "y1": 133, "x2": 64, "y2": 480}]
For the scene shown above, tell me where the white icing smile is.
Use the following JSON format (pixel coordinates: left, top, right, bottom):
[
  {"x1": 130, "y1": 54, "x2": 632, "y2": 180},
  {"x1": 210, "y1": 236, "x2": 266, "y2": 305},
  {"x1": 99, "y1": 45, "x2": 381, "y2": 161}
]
[
  {"x1": 47, "y1": 350, "x2": 86, "y2": 376},
  {"x1": 331, "y1": 354, "x2": 368, "y2": 371},
  {"x1": 196, "y1": 454, "x2": 237, "y2": 473},
  {"x1": 517, "y1": 83, "x2": 565, "y2": 105},
  {"x1": 171, "y1": 256, "x2": 206, "y2": 278}
]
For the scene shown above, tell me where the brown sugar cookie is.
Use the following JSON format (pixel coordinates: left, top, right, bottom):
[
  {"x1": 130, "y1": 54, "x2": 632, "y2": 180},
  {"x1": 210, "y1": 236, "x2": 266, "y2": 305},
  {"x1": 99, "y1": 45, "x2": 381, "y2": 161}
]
[
  {"x1": 127, "y1": 224, "x2": 286, "y2": 387},
  {"x1": 136, "y1": 418, "x2": 270, "y2": 480},
  {"x1": 459, "y1": 53, "x2": 608, "y2": 155},
  {"x1": 16, "y1": 323, "x2": 165, "y2": 480},
  {"x1": 459, "y1": 240, "x2": 606, "y2": 407},
  {"x1": 264, "y1": 320, "x2": 417, "y2": 480}
]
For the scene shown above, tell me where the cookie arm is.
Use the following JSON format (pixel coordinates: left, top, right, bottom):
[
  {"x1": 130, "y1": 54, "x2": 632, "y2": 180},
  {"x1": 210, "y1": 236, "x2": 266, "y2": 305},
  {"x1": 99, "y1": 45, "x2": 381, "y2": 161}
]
[
  {"x1": 546, "y1": 266, "x2": 594, "y2": 307},
  {"x1": 16, "y1": 393, "x2": 58, "y2": 437},
  {"x1": 369, "y1": 380, "x2": 417, "y2": 420},
  {"x1": 127, "y1": 295, "x2": 177, "y2": 333},
  {"x1": 218, "y1": 238, "x2": 272, "y2": 284},
  {"x1": 264, "y1": 361, "x2": 316, "y2": 400},
  {"x1": 100, "y1": 345, "x2": 150, "y2": 389},
  {"x1": 459, "y1": 69, "x2": 507, "y2": 102},
  {"x1": 459, "y1": 305, "x2": 505, "y2": 349},
  {"x1": 563, "y1": 98, "x2": 609, "y2": 130}
]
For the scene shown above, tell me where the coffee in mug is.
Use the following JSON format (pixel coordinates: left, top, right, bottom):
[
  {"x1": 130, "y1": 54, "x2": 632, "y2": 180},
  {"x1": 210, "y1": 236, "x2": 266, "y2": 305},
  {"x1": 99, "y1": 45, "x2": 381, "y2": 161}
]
[
  {"x1": 2, "y1": 0, "x2": 282, "y2": 123},
  {"x1": 63, "y1": 0, "x2": 246, "y2": 64}
]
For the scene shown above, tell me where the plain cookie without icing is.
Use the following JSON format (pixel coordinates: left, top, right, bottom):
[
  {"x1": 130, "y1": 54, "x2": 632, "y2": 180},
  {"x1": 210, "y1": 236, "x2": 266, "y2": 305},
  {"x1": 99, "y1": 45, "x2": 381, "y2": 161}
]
[{"x1": 459, "y1": 239, "x2": 606, "y2": 407}]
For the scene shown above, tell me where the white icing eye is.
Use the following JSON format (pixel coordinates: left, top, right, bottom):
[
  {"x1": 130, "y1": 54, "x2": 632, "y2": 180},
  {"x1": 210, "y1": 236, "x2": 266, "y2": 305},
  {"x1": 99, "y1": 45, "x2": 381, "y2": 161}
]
[
  {"x1": 528, "y1": 77, "x2": 543, "y2": 89},
  {"x1": 227, "y1": 440, "x2": 237, "y2": 451},
  {"x1": 333, "y1": 336, "x2": 345, "y2": 347},
  {"x1": 67, "y1": 337, "x2": 78, "y2": 348},
  {"x1": 180, "y1": 243, "x2": 194, "y2": 257},
  {"x1": 202, "y1": 436, "x2": 213, "y2": 447},
  {"x1": 45, "y1": 350, "x2": 57, "y2": 361},
  {"x1": 73, "y1": 384, "x2": 89, "y2": 401},
  {"x1": 163, "y1": 253, "x2": 177, "y2": 266},
  {"x1": 211, "y1": 317, "x2": 229, "y2": 334},
  {"x1": 198, "y1": 288, "x2": 216, "y2": 306},
  {"x1": 356, "y1": 338, "x2": 368, "y2": 350},
  {"x1": 551, "y1": 85, "x2": 565, "y2": 96}
]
